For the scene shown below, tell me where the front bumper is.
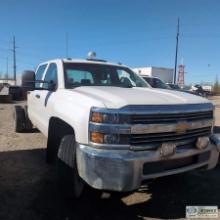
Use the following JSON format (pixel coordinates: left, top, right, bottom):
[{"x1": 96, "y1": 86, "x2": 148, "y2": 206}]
[{"x1": 76, "y1": 135, "x2": 220, "y2": 192}]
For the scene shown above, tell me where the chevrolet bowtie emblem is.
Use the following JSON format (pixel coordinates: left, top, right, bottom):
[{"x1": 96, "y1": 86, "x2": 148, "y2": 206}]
[{"x1": 176, "y1": 122, "x2": 190, "y2": 133}]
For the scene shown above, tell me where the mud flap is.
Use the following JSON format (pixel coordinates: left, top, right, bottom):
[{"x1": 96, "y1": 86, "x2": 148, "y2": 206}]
[{"x1": 57, "y1": 136, "x2": 75, "y2": 168}]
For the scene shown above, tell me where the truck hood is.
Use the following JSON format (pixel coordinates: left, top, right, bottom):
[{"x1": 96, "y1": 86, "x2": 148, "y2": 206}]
[{"x1": 73, "y1": 86, "x2": 210, "y2": 108}]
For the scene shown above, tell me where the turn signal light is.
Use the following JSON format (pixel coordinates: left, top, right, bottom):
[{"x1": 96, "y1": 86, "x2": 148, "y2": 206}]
[
  {"x1": 90, "y1": 132, "x2": 104, "y2": 144},
  {"x1": 91, "y1": 112, "x2": 103, "y2": 123}
]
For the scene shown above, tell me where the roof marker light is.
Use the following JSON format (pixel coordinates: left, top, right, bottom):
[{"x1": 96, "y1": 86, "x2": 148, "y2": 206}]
[{"x1": 87, "y1": 51, "x2": 96, "y2": 60}]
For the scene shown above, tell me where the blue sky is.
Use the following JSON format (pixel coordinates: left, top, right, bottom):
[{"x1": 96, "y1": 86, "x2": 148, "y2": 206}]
[{"x1": 0, "y1": 0, "x2": 219, "y2": 84}]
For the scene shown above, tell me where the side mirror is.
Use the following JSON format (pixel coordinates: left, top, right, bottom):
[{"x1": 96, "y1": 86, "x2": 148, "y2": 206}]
[
  {"x1": 21, "y1": 70, "x2": 56, "y2": 91},
  {"x1": 21, "y1": 70, "x2": 35, "y2": 91}
]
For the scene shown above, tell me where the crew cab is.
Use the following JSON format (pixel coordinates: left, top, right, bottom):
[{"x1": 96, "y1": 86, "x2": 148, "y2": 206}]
[{"x1": 14, "y1": 56, "x2": 220, "y2": 198}]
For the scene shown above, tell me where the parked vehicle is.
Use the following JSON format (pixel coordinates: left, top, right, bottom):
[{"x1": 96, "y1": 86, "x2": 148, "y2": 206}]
[
  {"x1": 14, "y1": 56, "x2": 220, "y2": 198},
  {"x1": 142, "y1": 75, "x2": 171, "y2": 89},
  {"x1": 142, "y1": 76, "x2": 197, "y2": 97},
  {"x1": 133, "y1": 66, "x2": 173, "y2": 83},
  {"x1": 167, "y1": 83, "x2": 181, "y2": 90},
  {"x1": 167, "y1": 83, "x2": 207, "y2": 97},
  {"x1": 191, "y1": 84, "x2": 210, "y2": 97}
]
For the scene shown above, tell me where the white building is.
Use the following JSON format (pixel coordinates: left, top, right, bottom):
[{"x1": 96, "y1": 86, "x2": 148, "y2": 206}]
[{"x1": 133, "y1": 66, "x2": 174, "y2": 83}]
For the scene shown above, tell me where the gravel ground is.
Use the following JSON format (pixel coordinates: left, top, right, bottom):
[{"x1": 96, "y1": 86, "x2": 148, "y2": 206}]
[{"x1": 0, "y1": 97, "x2": 220, "y2": 220}]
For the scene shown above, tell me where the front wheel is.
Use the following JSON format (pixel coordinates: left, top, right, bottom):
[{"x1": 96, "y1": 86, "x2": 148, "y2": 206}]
[{"x1": 56, "y1": 135, "x2": 85, "y2": 198}]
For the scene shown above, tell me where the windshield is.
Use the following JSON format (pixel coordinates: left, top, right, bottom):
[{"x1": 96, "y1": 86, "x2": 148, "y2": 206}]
[
  {"x1": 63, "y1": 63, "x2": 149, "y2": 89},
  {"x1": 143, "y1": 77, "x2": 170, "y2": 89}
]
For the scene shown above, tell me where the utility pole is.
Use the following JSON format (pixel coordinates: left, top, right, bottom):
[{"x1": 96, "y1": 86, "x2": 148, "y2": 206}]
[
  {"x1": 12, "y1": 36, "x2": 17, "y2": 85},
  {"x1": 174, "y1": 18, "x2": 180, "y2": 84},
  {"x1": 6, "y1": 57, "x2": 8, "y2": 81}
]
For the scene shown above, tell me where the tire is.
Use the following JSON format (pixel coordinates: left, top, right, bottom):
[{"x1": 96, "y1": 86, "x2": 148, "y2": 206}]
[
  {"x1": 46, "y1": 138, "x2": 58, "y2": 164},
  {"x1": 46, "y1": 124, "x2": 60, "y2": 164},
  {"x1": 13, "y1": 106, "x2": 25, "y2": 132},
  {"x1": 56, "y1": 135, "x2": 85, "y2": 199}
]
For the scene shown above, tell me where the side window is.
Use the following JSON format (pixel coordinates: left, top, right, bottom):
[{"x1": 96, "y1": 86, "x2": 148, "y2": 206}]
[
  {"x1": 35, "y1": 64, "x2": 47, "y2": 87},
  {"x1": 42, "y1": 63, "x2": 58, "y2": 89}
]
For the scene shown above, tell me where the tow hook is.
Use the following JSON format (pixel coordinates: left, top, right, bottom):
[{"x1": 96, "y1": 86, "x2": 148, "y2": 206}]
[{"x1": 210, "y1": 134, "x2": 220, "y2": 152}]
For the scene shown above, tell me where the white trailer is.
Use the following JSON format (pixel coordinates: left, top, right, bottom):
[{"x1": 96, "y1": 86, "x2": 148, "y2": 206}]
[
  {"x1": 202, "y1": 85, "x2": 212, "y2": 93},
  {"x1": 133, "y1": 67, "x2": 174, "y2": 83},
  {"x1": 0, "y1": 79, "x2": 16, "y2": 86}
]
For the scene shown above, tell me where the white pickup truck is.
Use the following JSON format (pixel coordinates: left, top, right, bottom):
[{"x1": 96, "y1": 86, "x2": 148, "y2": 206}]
[{"x1": 14, "y1": 57, "x2": 220, "y2": 198}]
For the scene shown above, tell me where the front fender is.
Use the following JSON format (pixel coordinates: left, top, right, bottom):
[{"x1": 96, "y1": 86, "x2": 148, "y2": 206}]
[{"x1": 52, "y1": 90, "x2": 105, "y2": 144}]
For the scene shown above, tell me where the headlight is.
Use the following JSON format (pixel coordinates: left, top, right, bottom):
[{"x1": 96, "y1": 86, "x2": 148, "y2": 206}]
[
  {"x1": 89, "y1": 108, "x2": 130, "y2": 145},
  {"x1": 104, "y1": 134, "x2": 120, "y2": 144},
  {"x1": 90, "y1": 111, "x2": 119, "y2": 124}
]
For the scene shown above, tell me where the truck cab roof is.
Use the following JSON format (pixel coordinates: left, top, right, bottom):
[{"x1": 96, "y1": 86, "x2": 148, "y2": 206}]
[{"x1": 39, "y1": 58, "x2": 126, "y2": 68}]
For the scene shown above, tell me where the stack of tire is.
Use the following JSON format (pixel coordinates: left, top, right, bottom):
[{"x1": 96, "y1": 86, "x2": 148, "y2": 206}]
[{"x1": 8, "y1": 86, "x2": 23, "y2": 101}]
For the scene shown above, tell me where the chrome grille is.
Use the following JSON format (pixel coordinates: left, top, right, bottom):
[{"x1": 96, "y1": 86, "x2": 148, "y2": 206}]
[
  {"x1": 131, "y1": 111, "x2": 213, "y2": 124},
  {"x1": 130, "y1": 127, "x2": 212, "y2": 145}
]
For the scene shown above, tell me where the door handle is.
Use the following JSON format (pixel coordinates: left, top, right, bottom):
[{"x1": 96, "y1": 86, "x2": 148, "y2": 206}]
[{"x1": 35, "y1": 94, "x2": 40, "y2": 99}]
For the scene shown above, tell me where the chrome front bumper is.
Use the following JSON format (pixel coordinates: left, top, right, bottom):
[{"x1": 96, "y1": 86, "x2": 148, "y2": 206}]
[{"x1": 76, "y1": 135, "x2": 220, "y2": 192}]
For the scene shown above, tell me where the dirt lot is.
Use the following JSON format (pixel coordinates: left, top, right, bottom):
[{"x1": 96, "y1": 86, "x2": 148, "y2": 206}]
[{"x1": 0, "y1": 97, "x2": 220, "y2": 220}]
